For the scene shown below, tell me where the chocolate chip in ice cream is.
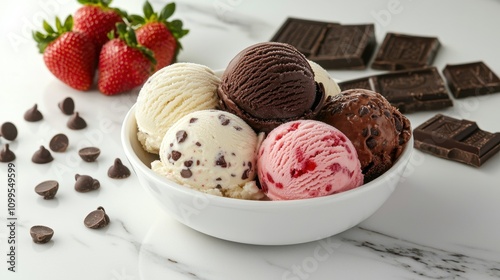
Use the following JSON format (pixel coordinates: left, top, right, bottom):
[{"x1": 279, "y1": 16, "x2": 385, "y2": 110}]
[
  {"x1": 67, "y1": 112, "x2": 87, "y2": 130},
  {"x1": 30, "y1": 225, "x2": 54, "y2": 244},
  {"x1": 176, "y1": 130, "x2": 187, "y2": 143},
  {"x1": 34, "y1": 180, "x2": 59, "y2": 199},
  {"x1": 78, "y1": 147, "x2": 100, "y2": 162},
  {"x1": 0, "y1": 144, "x2": 16, "y2": 162},
  {"x1": 107, "y1": 158, "x2": 131, "y2": 179},
  {"x1": 58, "y1": 97, "x2": 75, "y2": 115},
  {"x1": 49, "y1": 133, "x2": 69, "y2": 152},
  {"x1": 32, "y1": 146, "x2": 54, "y2": 164},
  {"x1": 24, "y1": 104, "x2": 43, "y2": 122},
  {"x1": 0, "y1": 122, "x2": 18, "y2": 141},
  {"x1": 84, "y1": 206, "x2": 110, "y2": 229},
  {"x1": 74, "y1": 174, "x2": 100, "y2": 192}
]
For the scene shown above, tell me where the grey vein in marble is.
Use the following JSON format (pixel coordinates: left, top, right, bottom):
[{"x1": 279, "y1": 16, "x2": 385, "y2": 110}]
[{"x1": 340, "y1": 227, "x2": 500, "y2": 280}]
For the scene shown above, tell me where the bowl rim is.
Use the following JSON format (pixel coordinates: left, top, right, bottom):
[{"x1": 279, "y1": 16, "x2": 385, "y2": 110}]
[{"x1": 122, "y1": 104, "x2": 413, "y2": 209}]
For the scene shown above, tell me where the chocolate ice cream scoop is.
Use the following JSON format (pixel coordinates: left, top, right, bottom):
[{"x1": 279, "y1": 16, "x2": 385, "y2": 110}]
[
  {"x1": 218, "y1": 42, "x2": 325, "y2": 133},
  {"x1": 317, "y1": 89, "x2": 411, "y2": 182}
]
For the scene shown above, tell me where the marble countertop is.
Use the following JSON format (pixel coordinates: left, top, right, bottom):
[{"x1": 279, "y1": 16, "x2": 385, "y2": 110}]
[{"x1": 1, "y1": 0, "x2": 500, "y2": 279}]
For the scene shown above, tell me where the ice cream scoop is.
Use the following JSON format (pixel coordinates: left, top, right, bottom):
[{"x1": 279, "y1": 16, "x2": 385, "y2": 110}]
[
  {"x1": 308, "y1": 60, "x2": 341, "y2": 98},
  {"x1": 152, "y1": 109, "x2": 264, "y2": 200},
  {"x1": 135, "y1": 63, "x2": 220, "y2": 154},
  {"x1": 257, "y1": 120, "x2": 363, "y2": 200},
  {"x1": 317, "y1": 89, "x2": 412, "y2": 182},
  {"x1": 217, "y1": 42, "x2": 325, "y2": 133}
]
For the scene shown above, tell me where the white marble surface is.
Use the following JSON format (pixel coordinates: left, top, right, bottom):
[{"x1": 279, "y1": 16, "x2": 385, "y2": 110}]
[{"x1": 1, "y1": 0, "x2": 500, "y2": 279}]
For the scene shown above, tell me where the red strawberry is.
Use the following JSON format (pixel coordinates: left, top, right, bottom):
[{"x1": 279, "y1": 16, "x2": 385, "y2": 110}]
[
  {"x1": 98, "y1": 23, "x2": 156, "y2": 95},
  {"x1": 33, "y1": 16, "x2": 97, "y2": 91},
  {"x1": 73, "y1": 0, "x2": 125, "y2": 50},
  {"x1": 130, "y1": 1, "x2": 188, "y2": 72}
]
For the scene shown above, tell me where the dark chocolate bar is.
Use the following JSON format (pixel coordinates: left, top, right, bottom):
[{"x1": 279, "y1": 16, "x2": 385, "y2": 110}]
[
  {"x1": 371, "y1": 33, "x2": 440, "y2": 71},
  {"x1": 442, "y1": 61, "x2": 500, "y2": 98},
  {"x1": 413, "y1": 114, "x2": 500, "y2": 167},
  {"x1": 271, "y1": 18, "x2": 376, "y2": 69},
  {"x1": 338, "y1": 67, "x2": 453, "y2": 113}
]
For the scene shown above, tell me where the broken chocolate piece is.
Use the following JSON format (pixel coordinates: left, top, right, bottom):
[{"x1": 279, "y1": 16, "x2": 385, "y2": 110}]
[
  {"x1": 32, "y1": 146, "x2": 54, "y2": 164},
  {"x1": 30, "y1": 225, "x2": 54, "y2": 244},
  {"x1": 34, "y1": 180, "x2": 59, "y2": 199},
  {"x1": 84, "y1": 206, "x2": 110, "y2": 229},
  {"x1": 413, "y1": 114, "x2": 500, "y2": 167},
  {"x1": 24, "y1": 104, "x2": 43, "y2": 122},
  {"x1": 107, "y1": 158, "x2": 131, "y2": 179},
  {"x1": 67, "y1": 112, "x2": 87, "y2": 130},
  {"x1": 74, "y1": 174, "x2": 100, "y2": 192},
  {"x1": 271, "y1": 18, "x2": 376, "y2": 69},
  {"x1": 0, "y1": 144, "x2": 16, "y2": 162},
  {"x1": 0, "y1": 122, "x2": 18, "y2": 141},
  {"x1": 442, "y1": 61, "x2": 500, "y2": 98},
  {"x1": 78, "y1": 147, "x2": 100, "y2": 162},
  {"x1": 58, "y1": 97, "x2": 75, "y2": 115},
  {"x1": 49, "y1": 133, "x2": 69, "y2": 152},
  {"x1": 371, "y1": 33, "x2": 440, "y2": 71},
  {"x1": 338, "y1": 67, "x2": 453, "y2": 113}
]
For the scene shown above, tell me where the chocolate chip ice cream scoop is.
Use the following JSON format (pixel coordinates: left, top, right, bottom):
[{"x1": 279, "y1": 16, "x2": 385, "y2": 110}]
[{"x1": 317, "y1": 89, "x2": 411, "y2": 182}]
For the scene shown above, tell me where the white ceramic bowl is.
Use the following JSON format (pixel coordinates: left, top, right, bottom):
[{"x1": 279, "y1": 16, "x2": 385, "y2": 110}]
[{"x1": 122, "y1": 104, "x2": 413, "y2": 245}]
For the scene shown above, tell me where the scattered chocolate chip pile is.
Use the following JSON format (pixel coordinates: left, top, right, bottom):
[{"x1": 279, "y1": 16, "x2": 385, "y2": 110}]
[
  {"x1": 84, "y1": 207, "x2": 110, "y2": 229},
  {"x1": 30, "y1": 225, "x2": 54, "y2": 244},
  {"x1": 35, "y1": 180, "x2": 59, "y2": 199},
  {"x1": 24, "y1": 104, "x2": 44, "y2": 122}
]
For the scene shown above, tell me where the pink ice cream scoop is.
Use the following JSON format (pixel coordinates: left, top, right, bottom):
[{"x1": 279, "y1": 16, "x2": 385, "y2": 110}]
[{"x1": 257, "y1": 120, "x2": 364, "y2": 200}]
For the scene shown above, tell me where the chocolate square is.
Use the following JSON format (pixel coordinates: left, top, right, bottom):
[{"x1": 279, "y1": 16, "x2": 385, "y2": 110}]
[
  {"x1": 371, "y1": 33, "x2": 440, "y2": 71},
  {"x1": 413, "y1": 114, "x2": 500, "y2": 167},
  {"x1": 271, "y1": 18, "x2": 376, "y2": 69},
  {"x1": 442, "y1": 61, "x2": 500, "y2": 98},
  {"x1": 338, "y1": 67, "x2": 453, "y2": 113}
]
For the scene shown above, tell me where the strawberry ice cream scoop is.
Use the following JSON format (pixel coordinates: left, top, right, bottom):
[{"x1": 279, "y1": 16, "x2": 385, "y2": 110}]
[{"x1": 257, "y1": 120, "x2": 363, "y2": 200}]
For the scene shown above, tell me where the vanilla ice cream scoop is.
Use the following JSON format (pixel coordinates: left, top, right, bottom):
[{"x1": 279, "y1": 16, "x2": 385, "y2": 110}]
[
  {"x1": 135, "y1": 63, "x2": 220, "y2": 154},
  {"x1": 152, "y1": 110, "x2": 264, "y2": 200}
]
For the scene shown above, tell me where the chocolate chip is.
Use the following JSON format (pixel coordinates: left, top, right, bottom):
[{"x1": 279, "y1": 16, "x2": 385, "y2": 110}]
[
  {"x1": 384, "y1": 110, "x2": 392, "y2": 118},
  {"x1": 394, "y1": 114, "x2": 403, "y2": 132},
  {"x1": 241, "y1": 169, "x2": 250, "y2": 180},
  {"x1": 67, "y1": 112, "x2": 87, "y2": 130},
  {"x1": 215, "y1": 154, "x2": 227, "y2": 168},
  {"x1": 195, "y1": 142, "x2": 201, "y2": 147},
  {"x1": 366, "y1": 137, "x2": 377, "y2": 149},
  {"x1": 218, "y1": 114, "x2": 230, "y2": 126},
  {"x1": 107, "y1": 158, "x2": 131, "y2": 179},
  {"x1": 0, "y1": 122, "x2": 18, "y2": 141},
  {"x1": 32, "y1": 146, "x2": 53, "y2": 164},
  {"x1": 58, "y1": 97, "x2": 75, "y2": 115},
  {"x1": 34, "y1": 180, "x2": 59, "y2": 199},
  {"x1": 171, "y1": 150, "x2": 181, "y2": 161},
  {"x1": 189, "y1": 118, "x2": 198, "y2": 123},
  {"x1": 180, "y1": 169, "x2": 192, "y2": 178},
  {"x1": 361, "y1": 128, "x2": 369, "y2": 137},
  {"x1": 84, "y1": 206, "x2": 110, "y2": 229},
  {"x1": 358, "y1": 106, "x2": 369, "y2": 117},
  {"x1": 24, "y1": 104, "x2": 43, "y2": 122},
  {"x1": 78, "y1": 147, "x2": 100, "y2": 162},
  {"x1": 184, "y1": 160, "x2": 193, "y2": 167},
  {"x1": 216, "y1": 177, "x2": 222, "y2": 181},
  {"x1": 0, "y1": 144, "x2": 15, "y2": 162},
  {"x1": 49, "y1": 133, "x2": 69, "y2": 152},
  {"x1": 370, "y1": 127, "x2": 380, "y2": 136},
  {"x1": 30, "y1": 225, "x2": 54, "y2": 244},
  {"x1": 176, "y1": 130, "x2": 187, "y2": 143},
  {"x1": 74, "y1": 174, "x2": 100, "y2": 192},
  {"x1": 234, "y1": 126, "x2": 242, "y2": 131}
]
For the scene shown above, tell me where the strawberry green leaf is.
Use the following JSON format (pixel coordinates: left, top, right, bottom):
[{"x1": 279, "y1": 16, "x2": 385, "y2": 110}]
[
  {"x1": 43, "y1": 21, "x2": 54, "y2": 33},
  {"x1": 64, "y1": 15, "x2": 73, "y2": 32},
  {"x1": 143, "y1": 1, "x2": 155, "y2": 20},
  {"x1": 55, "y1": 17, "x2": 63, "y2": 32},
  {"x1": 160, "y1": 3, "x2": 175, "y2": 21},
  {"x1": 128, "y1": 14, "x2": 146, "y2": 25}
]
